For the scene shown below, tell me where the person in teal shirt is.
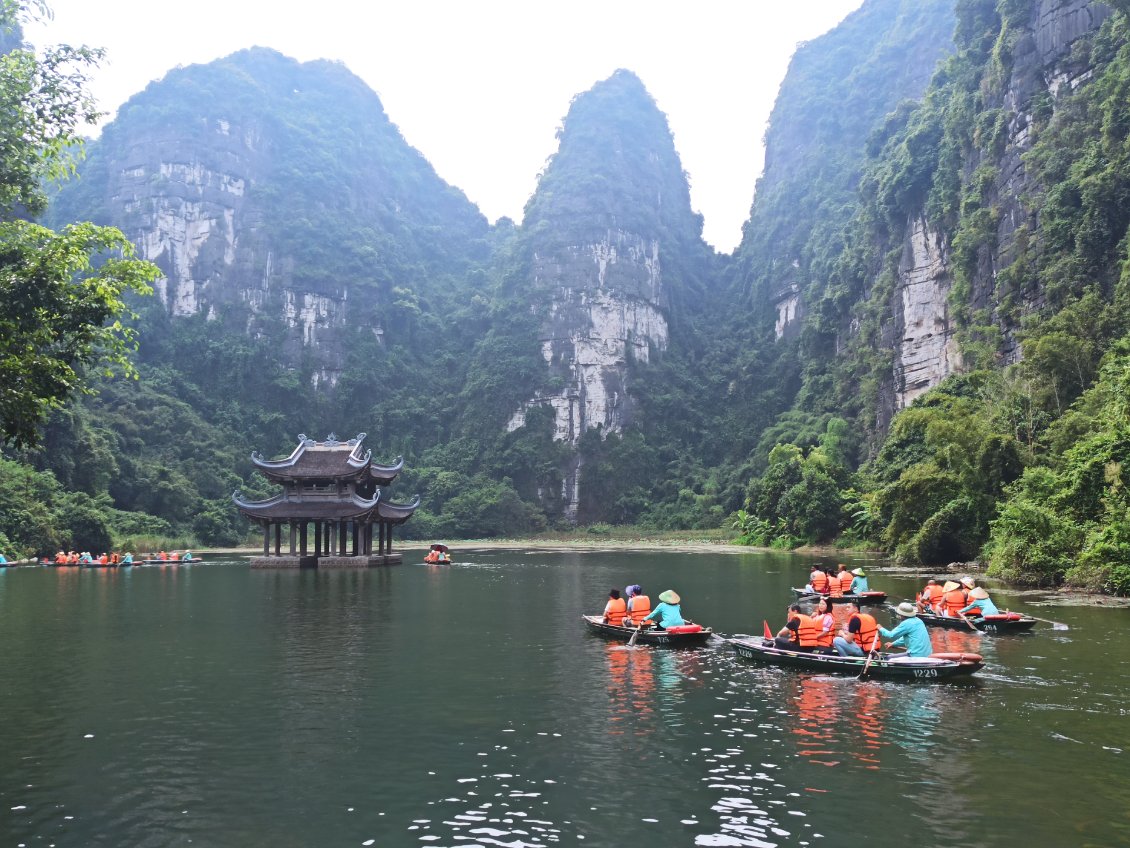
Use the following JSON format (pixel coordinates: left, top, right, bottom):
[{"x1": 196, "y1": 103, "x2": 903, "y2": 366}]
[
  {"x1": 643, "y1": 589, "x2": 686, "y2": 629},
  {"x1": 959, "y1": 587, "x2": 999, "y2": 618},
  {"x1": 878, "y1": 603, "x2": 933, "y2": 657},
  {"x1": 121, "y1": 552, "x2": 134, "y2": 565},
  {"x1": 849, "y1": 568, "x2": 869, "y2": 593}
]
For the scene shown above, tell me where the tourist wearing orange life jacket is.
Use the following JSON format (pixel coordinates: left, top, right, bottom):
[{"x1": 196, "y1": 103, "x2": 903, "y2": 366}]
[
  {"x1": 624, "y1": 585, "x2": 651, "y2": 625},
  {"x1": 833, "y1": 601, "x2": 880, "y2": 657},
  {"x1": 602, "y1": 588, "x2": 628, "y2": 626},
  {"x1": 54, "y1": 551, "x2": 67, "y2": 564},
  {"x1": 940, "y1": 580, "x2": 968, "y2": 617},
  {"x1": 808, "y1": 566, "x2": 830, "y2": 594},
  {"x1": 775, "y1": 604, "x2": 819, "y2": 651},
  {"x1": 836, "y1": 564, "x2": 854, "y2": 595},
  {"x1": 812, "y1": 596, "x2": 836, "y2": 651},
  {"x1": 919, "y1": 579, "x2": 944, "y2": 612}
]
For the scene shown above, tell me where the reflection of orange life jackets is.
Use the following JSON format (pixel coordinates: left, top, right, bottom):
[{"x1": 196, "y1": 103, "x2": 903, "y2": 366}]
[
  {"x1": 810, "y1": 571, "x2": 829, "y2": 593},
  {"x1": 851, "y1": 613, "x2": 880, "y2": 651},
  {"x1": 815, "y1": 612, "x2": 835, "y2": 648},
  {"x1": 626, "y1": 595, "x2": 651, "y2": 625},
  {"x1": 790, "y1": 613, "x2": 820, "y2": 647},
  {"x1": 942, "y1": 589, "x2": 967, "y2": 616},
  {"x1": 605, "y1": 597, "x2": 627, "y2": 625},
  {"x1": 839, "y1": 571, "x2": 854, "y2": 593}
]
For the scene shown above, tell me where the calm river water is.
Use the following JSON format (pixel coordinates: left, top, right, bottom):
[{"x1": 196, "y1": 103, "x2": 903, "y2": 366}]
[{"x1": 1, "y1": 549, "x2": 1128, "y2": 847}]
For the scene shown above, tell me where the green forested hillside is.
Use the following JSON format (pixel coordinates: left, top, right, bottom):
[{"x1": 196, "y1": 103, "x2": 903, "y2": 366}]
[{"x1": 4, "y1": 1, "x2": 1130, "y2": 593}]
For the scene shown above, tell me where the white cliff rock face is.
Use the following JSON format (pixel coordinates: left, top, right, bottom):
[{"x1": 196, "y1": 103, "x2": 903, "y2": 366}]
[
  {"x1": 895, "y1": 218, "x2": 961, "y2": 408},
  {"x1": 775, "y1": 286, "x2": 800, "y2": 340},
  {"x1": 506, "y1": 229, "x2": 669, "y2": 520}
]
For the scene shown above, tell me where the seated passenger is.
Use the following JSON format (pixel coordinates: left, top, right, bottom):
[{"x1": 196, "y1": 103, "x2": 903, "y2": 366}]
[
  {"x1": 624, "y1": 585, "x2": 652, "y2": 626},
  {"x1": 878, "y1": 602, "x2": 934, "y2": 657},
  {"x1": 808, "y1": 566, "x2": 830, "y2": 594},
  {"x1": 919, "y1": 579, "x2": 944, "y2": 612},
  {"x1": 774, "y1": 604, "x2": 819, "y2": 652},
  {"x1": 55, "y1": 551, "x2": 67, "y2": 564},
  {"x1": 836, "y1": 564, "x2": 854, "y2": 595},
  {"x1": 643, "y1": 590, "x2": 685, "y2": 630},
  {"x1": 959, "y1": 586, "x2": 1000, "y2": 618},
  {"x1": 833, "y1": 601, "x2": 879, "y2": 657},
  {"x1": 812, "y1": 596, "x2": 836, "y2": 652},
  {"x1": 940, "y1": 581, "x2": 968, "y2": 617},
  {"x1": 602, "y1": 588, "x2": 627, "y2": 625},
  {"x1": 849, "y1": 568, "x2": 869, "y2": 594}
]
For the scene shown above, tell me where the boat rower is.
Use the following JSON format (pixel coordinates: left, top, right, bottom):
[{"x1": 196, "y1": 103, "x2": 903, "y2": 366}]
[
  {"x1": 643, "y1": 590, "x2": 685, "y2": 630},
  {"x1": 849, "y1": 568, "x2": 869, "y2": 594},
  {"x1": 959, "y1": 586, "x2": 1000, "y2": 618},
  {"x1": 878, "y1": 602, "x2": 934, "y2": 657}
]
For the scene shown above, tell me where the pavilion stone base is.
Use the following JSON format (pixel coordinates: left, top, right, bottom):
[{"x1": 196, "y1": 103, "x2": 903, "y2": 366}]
[{"x1": 250, "y1": 554, "x2": 403, "y2": 569}]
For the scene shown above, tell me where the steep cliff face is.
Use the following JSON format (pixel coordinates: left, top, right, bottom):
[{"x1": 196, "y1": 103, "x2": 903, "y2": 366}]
[
  {"x1": 883, "y1": 0, "x2": 1113, "y2": 414},
  {"x1": 500, "y1": 70, "x2": 711, "y2": 520},
  {"x1": 736, "y1": 0, "x2": 957, "y2": 342},
  {"x1": 50, "y1": 48, "x2": 490, "y2": 384}
]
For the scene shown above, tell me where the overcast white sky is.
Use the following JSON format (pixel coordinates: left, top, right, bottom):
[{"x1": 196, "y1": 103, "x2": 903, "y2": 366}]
[{"x1": 27, "y1": 0, "x2": 864, "y2": 252}]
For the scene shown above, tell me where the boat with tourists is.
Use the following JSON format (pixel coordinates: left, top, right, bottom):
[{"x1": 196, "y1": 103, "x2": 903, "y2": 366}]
[
  {"x1": 793, "y1": 587, "x2": 887, "y2": 605},
  {"x1": 423, "y1": 543, "x2": 452, "y2": 564},
  {"x1": 582, "y1": 615, "x2": 714, "y2": 647},
  {"x1": 728, "y1": 636, "x2": 983, "y2": 680},
  {"x1": 904, "y1": 606, "x2": 1038, "y2": 634}
]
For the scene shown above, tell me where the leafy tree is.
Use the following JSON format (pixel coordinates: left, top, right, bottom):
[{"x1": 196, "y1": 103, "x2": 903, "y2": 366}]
[{"x1": 0, "y1": 3, "x2": 159, "y2": 446}]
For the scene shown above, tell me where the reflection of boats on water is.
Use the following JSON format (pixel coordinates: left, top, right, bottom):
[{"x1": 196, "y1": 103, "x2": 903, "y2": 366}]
[
  {"x1": 605, "y1": 641, "x2": 655, "y2": 730},
  {"x1": 729, "y1": 638, "x2": 983, "y2": 681}
]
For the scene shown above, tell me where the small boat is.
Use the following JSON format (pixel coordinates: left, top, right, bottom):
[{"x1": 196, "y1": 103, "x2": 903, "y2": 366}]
[
  {"x1": 423, "y1": 542, "x2": 452, "y2": 564},
  {"x1": 728, "y1": 637, "x2": 983, "y2": 680},
  {"x1": 911, "y1": 607, "x2": 1037, "y2": 634},
  {"x1": 792, "y1": 588, "x2": 887, "y2": 605},
  {"x1": 582, "y1": 615, "x2": 714, "y2": 647},
  {"x1": 138, "y1": 557, "x2": 202, "y2": 565}
]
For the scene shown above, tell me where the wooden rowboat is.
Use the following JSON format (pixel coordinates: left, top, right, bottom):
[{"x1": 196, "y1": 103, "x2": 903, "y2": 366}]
[
  {"x1": 582, "y1": 615, "x2": 714, "y2": 647},
  {"x1": 793, "y1": 587, "x2": 887, "y2": 605},
  {"x1": 728, "y1": 637, "x2": 983, "y2": 680},
  {"x1": 910, "y1": 607, "x2": 1037, "y2": 634}
]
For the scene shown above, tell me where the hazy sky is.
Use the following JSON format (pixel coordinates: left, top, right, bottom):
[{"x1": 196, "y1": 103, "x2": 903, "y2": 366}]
[{"x1": 27, "y1": 0, "x2": 864, "y2": 252}]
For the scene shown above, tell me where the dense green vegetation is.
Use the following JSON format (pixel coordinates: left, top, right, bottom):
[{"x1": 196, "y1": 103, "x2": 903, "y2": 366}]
[{"x1": 4, "y1": 0, "x2": 1130, "y2": 595}]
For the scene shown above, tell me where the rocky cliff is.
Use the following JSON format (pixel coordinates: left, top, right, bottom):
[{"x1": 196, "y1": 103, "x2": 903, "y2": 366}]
[
  {"x1": 498, "y1": 70, "x2": 713, "y2": 520},
  {"x1": 50, "y1": 48, "x2": 490, "y2": 386},
  {"x1": 884, "y1": 0, "x2": 1114, "y2": 414}
]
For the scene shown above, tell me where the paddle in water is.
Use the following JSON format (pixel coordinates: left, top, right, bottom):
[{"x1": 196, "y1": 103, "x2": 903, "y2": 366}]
[
  {"x1": 857, "y1": 631, "x2": 881, "y2": 680},
  {"x1": 628, "y1": 622, "x2": 644, "y2": 646},
  {"x1": 1022, "y1": 611, "x2": 1070, "y2": 631}
]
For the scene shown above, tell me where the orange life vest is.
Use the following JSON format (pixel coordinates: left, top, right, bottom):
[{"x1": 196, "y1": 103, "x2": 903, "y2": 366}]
[
  {"x1": 55, "y1": 553, "x2": 67, "y2": 564},
  {"x1": 815, "y1": 612, "x2": 835, "y2": 648},
  {"x1": 626, "y1": 595, "x2": 652, "y2": 625},
  {"x1": 67, "y1": 553, "x2": 79, "y2": 564},
  {"x1": 424, "y1": 551, "x2": 438, "y2": 562},
  {"x1": 829, "y1": 576, "x2": 843, "y2": 597},
  {"x1": 839, "y1": 571, "x2": 854, "y2": 593},
  {"x1": 605, "y1": 597, "x2": 627, "y2": 625},
  {"x1": 851, "y1": 613, "x2": 880, "y2": 652},
  {"x1": 810, "y1": 570, "x2": 829, "y2": 593},
  {"x1": 98, "y1": 554, "x2": 108, "y2": 564},
  {"x1": 110, "y1": 553, "x2": 120, "y2": 564},
  {"x1": 789, "y1": 612, "x2": 820, "y2": 648},
  {"x1": 923, "y1": 584, "x2": 944, "y2": 605},
  {"x1": 942, "y1": 589, "x2": 967, "y2": 616}
]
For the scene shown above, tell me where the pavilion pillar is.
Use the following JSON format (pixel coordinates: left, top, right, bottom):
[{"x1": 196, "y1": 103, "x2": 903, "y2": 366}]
[
  {"x1": 387, "y1": 523, "x2": 394, "y2": 554},
  {"x1": 262, "y1": 523, "x2": 270, "y2": 556},
  {"x1": 300, "y1": 522, "x2": 308, "y2": 557},
  {"x1": 338, "y1": 520, "x2": 347, "y2": 556},
  {"x1": 314, "y1": 522, "x2": 322, "y2": 558},
  {"x1": 289, "y1": 521, "x2": 296, "y2": 555},
  {"x1": 274, "y1": 522, "x2": 281, "y2": 556},
  {"x1": 380, "y1": 522, "x2": 387, "y2": 555},
  {"x1": 351, "y1": 521, "x2": 359, "y2": 556}
]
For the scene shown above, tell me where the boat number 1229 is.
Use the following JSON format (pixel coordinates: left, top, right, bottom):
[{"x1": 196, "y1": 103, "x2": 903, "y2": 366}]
[{"x1": 912, "y1": 668, "x2": 939, "y2": 678}]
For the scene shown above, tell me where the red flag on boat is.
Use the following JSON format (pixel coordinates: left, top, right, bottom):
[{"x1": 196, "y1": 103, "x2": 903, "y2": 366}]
[{"x1": 763, "y1": 620, "x2": 773, "y2": 640}]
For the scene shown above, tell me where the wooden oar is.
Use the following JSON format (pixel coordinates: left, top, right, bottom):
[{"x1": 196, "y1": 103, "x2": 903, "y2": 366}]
[
  {"x1": 956, "y1": 610, "x2": 979, "y2": 632},
  {"x1": 628, "y1": 622, "x2": 644, "y2": 646},
  {"x1": 1019, "y1": 611, "x2": 1069, "y2": 631},
  {"x1": 857, "y1": 631, "x2": 881, "y2": 680}
]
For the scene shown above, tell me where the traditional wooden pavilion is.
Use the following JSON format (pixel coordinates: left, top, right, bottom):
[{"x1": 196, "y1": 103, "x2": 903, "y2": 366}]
[{"x1": 234, "y1": 433, "x2": 419, "y2": 568}]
